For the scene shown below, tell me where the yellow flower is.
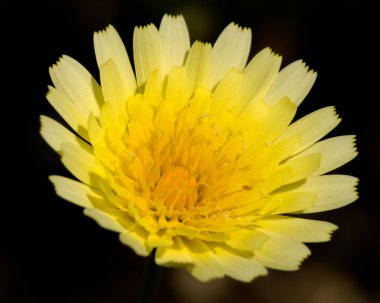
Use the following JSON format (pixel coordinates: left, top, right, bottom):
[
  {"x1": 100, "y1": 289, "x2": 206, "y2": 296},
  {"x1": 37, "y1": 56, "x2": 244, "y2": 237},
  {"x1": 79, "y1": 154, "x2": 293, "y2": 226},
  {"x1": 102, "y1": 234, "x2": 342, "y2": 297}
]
[{"x1": 41, "y1": 14, "x2": 358, "y2": 282}]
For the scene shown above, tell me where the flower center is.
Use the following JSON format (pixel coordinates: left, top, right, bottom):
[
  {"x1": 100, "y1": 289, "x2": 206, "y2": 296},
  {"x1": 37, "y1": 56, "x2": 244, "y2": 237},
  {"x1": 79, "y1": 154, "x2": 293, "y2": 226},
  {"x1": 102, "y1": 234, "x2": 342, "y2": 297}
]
[{"x1": 153, "y1": 167, "x2": 198, "y2": 211}]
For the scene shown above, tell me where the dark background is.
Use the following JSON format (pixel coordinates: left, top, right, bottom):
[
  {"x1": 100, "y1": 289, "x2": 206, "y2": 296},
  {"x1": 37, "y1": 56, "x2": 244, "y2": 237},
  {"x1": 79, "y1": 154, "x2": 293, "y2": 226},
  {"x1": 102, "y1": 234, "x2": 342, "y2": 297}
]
[{"x1": 2, "y1": 0, "x2": 378, "y2": 302}]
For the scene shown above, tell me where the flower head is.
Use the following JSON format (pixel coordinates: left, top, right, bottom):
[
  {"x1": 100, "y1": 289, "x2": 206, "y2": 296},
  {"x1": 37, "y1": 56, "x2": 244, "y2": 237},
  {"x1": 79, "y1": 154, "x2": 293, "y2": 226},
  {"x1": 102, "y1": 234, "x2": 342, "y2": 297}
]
[{"x1": 41, "y1": 14, "x2": 358, "y2": 282}]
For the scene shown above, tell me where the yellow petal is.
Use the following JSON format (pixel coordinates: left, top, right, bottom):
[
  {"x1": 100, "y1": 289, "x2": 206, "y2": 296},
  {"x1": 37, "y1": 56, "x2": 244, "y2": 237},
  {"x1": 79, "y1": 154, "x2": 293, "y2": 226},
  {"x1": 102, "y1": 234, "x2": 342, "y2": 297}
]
[
  {"x1": 262, "y1": 192, "x2": 316, "y2": 215},
  {"x1": 212, "y1": 68, "x2": 243, "y2": 112},
  {"x1": 46, "y1": 86, "x2": 89, "y2": 141},
  {"x1": 185, "y1": 41, "x2": 212, "y2": 93},
  {"x1": 40, "y1": 115, "x2": 78, "y2": 153},
  {"x1": 133, "y1": 24, "x2": 168, "y2": 89},
  {"x1": 49, "y1": 55, "x2": 103, "y2": 116},
  {"x1": 94, "y1": 25, "x2": 136, "y2": 100},
  {"x1": 253, "y1": 97, "x2": 297, "y2": 144},
  {"x1": 147, "y1": 232, "x2": 174, "y2": 248},
  {"x1": 49, "y1": 175, "x2": 103, "y2": 208},
  {"x1": 252, "y1": 135, "x2": 302, "y2": 174},
  {"x1": 258, "y1": 215, "x2": 338, "y2": 242},
  {"x1": 210, "y1": 23, "x2": 251, "y2": 88},
  {"x1": 119, "y1": 226, "x2": 151, "y2": 257},
  {"x1": 263, "y1": 166, "x2": 292, "y2": 193},
  {"x1": 211, "y1": 244, "x2": 268, "y2": 282},
  {"x1": 296, "y1": 135, "x2": 358, "y2": 176},
  {"x1": 184, "y1": 239, "x2": 224, "y2": 281},
  {"x1": 254, "y1": 230, "x2": 311, "y2": 270},
  {"x1": 61, "y1": 142, "x2": 104, "y2": 185},
  {"x1": 159, "y1": 14, "x2": 190, "y2": 69},
  {"x1": 156, "y1": 237, "x2": 193, "y2": 266},
  {"x1": 276, "y1": 106, "x2": 341, "y2": 155},
  {"x1": 98, "y1": 58, "x2": 129, "y2": 118},
  {"x1": 165, "y1": 66, "x2": 190, "y2": 113},
  {"x1": 242, "y1": 47, "x2": 282, "y2": 104},
  {"x1": 190, "y1": 88, "x2": 212, "y2": 118},
  {"x1": 87, "y1": 113, "x2": 104, "y2": 146},
  {"x1": 296, "y1": 175, "x2": 359, "y2": 213},
  {"x1": 84, "y1": 208, "x2": 123, "y2": 233},
  {"x1": 99, "y1": 102, "x2": 126, "y2": 143},
  {"x1": 225, "y1": 228, "x2": 269, "y2": 251},
  {"x1": 281, "y1": 153, "x2": 321, "y2": 184},
  {"x1": 265, "y1": 60, "x2": 316, "y2": 106}
]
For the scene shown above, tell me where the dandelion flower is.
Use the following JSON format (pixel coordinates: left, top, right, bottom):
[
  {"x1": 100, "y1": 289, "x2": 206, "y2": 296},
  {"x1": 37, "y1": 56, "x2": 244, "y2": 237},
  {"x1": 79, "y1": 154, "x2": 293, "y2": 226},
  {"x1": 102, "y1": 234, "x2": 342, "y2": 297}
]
[{"x1": 41, "y1": 14, "x2": 358, "y2": 282}]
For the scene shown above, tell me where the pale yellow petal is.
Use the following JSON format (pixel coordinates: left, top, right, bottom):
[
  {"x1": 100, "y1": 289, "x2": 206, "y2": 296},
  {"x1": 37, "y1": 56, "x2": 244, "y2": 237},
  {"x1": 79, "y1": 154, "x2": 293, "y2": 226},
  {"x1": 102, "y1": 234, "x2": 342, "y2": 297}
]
[
  {"x1": 147, "y1": 232, "x2": 173, "y2": 248},
  {"x1": 87, "y1": 113, "x2": 104, "y2": 146},
  {"x1": 294, "y1": 135, "x2": 358, "y2": 176},
  {"x1": 159, "y1": 14, "x2": 190, "y2": 69},
  {"x1": 254, "y1": 230, "x2": 311, "y2": 270},
  {"x1": 49, "y1": 55, "x2": 103, "y2": 116},
  {"x1": 258, "y1": 215, "x2": 338, "y2": 242},
  {"x1": 262, "y1": 192, "x2": 316, "y2": 215},
  {"x1": 61, "y1": 142, "x2": 104, "y2": 185},
  {"x1": 119, "y1": 227, "x2": 151, "y2": 257},
  {"x1": 265, "y1": 60, "x2": 316, "y2": 106},
  {"x1": 84, "y1": 208, "x2": 123, "y2": 232},
  {"x1": 98, "y1": 59, "x2": 128, "y2": 117},
  {"x1": 156, "y1": 237, "x2": 193, "y2": 266},
  {"x1": 296, "y1": 175, "x2": 359, "y2": 213},
  {"x1": 210, "y1": 23, "x2": 252, "y2": 88},
  {"x1": 185, "y1": 41, "x2": 212, "y2": 93},
  {"x1": 133, "y1": 24, "x2": 168, "y2": 88},
  {"x1": 211, "y1": 244, "x2": 268, "y2": 282},
  {"x1": 46, "y1": 86, "x2": 89, "y2": 141},
  {"x1": 98, "y1": 102, "x2": 126, "y2": 143},
  {"x1": 280, "y1": 152, "x2": 321, "y2": 184},
  {"x1": 49, "y1": 175, "x2": 103, "y2": 208},
  {"x1": 94, "y1": 25, "x2": 137, "y2": 100},
  {"x1": 276, "y1": 106, "x2": 341, "y2": 155},
  {"x1": 253, "y1": 97, "x2": 297, "y2": 144},
  {"x1": 242, "y1": 47, "x2": 282, "y2": 104},
  {"x1": 225, "y1": 228, "x2": 269, "y2": 251},
  {"x1": 184, "y1": 239, "x2": 224, "y2": 281},
  {"x1": 40, "y1": 115, "x2": 78, "y2": 153},
  {"x1": 212, "y1": 68, "x2": 243, "y2": 111},
  {"x1": 190, "y1": 88, "x2": 212, "y2": 118},
  {"x1": 165, "y1": 66, "x2": 190, "y2": 113}
]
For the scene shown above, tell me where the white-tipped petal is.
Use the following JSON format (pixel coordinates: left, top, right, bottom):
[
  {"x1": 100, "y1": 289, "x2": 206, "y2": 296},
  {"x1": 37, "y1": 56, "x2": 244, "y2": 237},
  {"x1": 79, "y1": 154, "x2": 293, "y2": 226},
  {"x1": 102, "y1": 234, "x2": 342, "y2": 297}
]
[
  {"x1": 276, "y1": 106, "x2": 341, "y2": 155},
  {"x1": 49, "y1": 175, "x2": 102, "y2": 208},
  {"x1": 40, "y1": 115, "x2": 79, "y2": 153},
  {"x1": 46, "y1": 86, "x2": 90, "y2": 141},
  {"x1": 185, "y1": 41, "x2": 212, "y2": 93},
  {"x1": 265, "y1": 60, "x2": 317, "y2": 106},
  {"x1": 133, "y1": 24, "x2": 168, "y2": 88},
  {"x1": 210, "y1": 23, "x2": 252, "y2": 88},
  {"x1": 120, "y1": 228, "x2": 151, "y2": 257},
  {"x1": 292, "y1": 135, "x2": 358, "y2": 176},
  {"x1": 259, "y1": 216, "x2": 338, "y2": 243},
  {"x1": 94, "y1": 25, "x2": 137, "y2": 103},
  {"x1": 296, "y1": 175, "x2": 359, "y2": 213},
  {"x1": 242, "y1": 47, "x2": 282, "y2": 104},
  {"x1": 254, "y1": 230, "x2": 311, "y2": 271},
  {"x1": 212, "y1": 244, "x2": 268, "y2": 282},
  {"x1": 49, "y1": 55, "x2": 104, "y2": 116},
  {"x1": 61, "y1": 142, "x2": 104, "y2": 185},
  {"x1": 84, "y1": 208, "x2": 123, "y2": 233},
  {"x1": 159, "y1": 14, "x2": 190, "y2": 69}
]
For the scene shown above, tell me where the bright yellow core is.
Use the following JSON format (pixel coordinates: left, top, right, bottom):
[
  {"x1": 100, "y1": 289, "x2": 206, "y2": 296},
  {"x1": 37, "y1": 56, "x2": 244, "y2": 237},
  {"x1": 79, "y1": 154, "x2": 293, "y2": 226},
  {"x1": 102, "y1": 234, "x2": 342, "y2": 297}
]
[
  {"x1": 106, "y1": 72, "x2": 272, "y2": 233},
  {"x1": 153, "y1": 167, "x2": 198, "y2": 211}
]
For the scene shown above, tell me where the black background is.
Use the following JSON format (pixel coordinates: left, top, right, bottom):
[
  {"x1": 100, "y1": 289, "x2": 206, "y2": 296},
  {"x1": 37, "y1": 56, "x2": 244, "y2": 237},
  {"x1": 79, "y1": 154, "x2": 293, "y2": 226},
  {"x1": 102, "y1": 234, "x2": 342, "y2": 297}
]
[{"x1": 2, "y1": 0, "x2": 378, "y2": 302}]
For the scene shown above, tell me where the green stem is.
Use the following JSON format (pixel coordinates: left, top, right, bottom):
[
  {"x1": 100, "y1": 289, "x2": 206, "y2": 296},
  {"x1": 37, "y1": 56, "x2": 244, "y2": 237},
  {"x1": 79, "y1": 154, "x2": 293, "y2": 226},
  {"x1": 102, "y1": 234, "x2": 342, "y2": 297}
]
[{"x1": 137, "y1": 250, "x2": 163, "y2": 303}]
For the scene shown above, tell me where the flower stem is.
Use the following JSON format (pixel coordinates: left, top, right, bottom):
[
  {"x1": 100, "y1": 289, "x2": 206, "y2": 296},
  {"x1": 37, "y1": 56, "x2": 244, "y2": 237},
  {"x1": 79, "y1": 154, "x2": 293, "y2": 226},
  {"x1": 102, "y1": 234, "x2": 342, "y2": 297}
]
[{"x1": 137, "y1": 250, "x2": 163, "y2": 303}]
